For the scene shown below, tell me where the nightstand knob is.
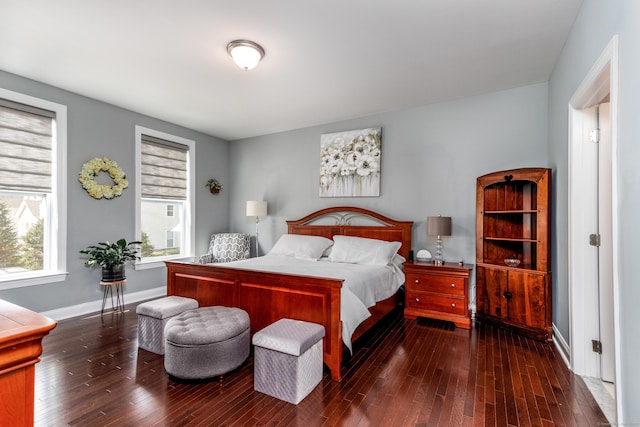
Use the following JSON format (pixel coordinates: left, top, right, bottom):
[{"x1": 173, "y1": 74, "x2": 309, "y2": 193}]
[
  {"x1": 414, "y1": 279, "x2": 419, "y2": 284},
  {"x1": 451, "y1": 303, "x2": 456, "y2": 308},
  {"x1": 415, "y1": 298, "x2": 420, "y2": 303},
  {"x1": 450, "y1": 283, "x2": 455, "y2": 288}
]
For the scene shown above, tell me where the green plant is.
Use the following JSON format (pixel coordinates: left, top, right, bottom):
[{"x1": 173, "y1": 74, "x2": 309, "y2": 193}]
[
  {"x1": 205, "y1": 178, "x2": 223, "y2": 190},
  {"x1": 79, "y1": 238, "x2": 141, "y2": 268}
]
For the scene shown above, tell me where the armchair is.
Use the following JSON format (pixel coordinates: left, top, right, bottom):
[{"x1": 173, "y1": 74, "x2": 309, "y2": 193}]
[{"x1": 198, "y1": 233, "x2": 251, "y2": 264}]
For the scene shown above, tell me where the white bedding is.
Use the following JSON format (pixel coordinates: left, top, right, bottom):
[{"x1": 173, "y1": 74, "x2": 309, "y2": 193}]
[{"x1": 215, "y1": 254, "x2": 405, "y2": 352}]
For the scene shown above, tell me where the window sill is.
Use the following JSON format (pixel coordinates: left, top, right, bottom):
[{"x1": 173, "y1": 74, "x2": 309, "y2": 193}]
[
  {"x1": 0, "y1": 271, "x2": 68, "y2": 291},
  {"x1": 135, "y1": 255, "x2": 194, "y2": 271}
]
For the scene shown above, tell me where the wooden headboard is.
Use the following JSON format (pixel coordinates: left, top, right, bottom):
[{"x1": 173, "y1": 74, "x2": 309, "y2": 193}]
[{"x1": 286, "y1": 206, "x2": 413, "y2": 260}]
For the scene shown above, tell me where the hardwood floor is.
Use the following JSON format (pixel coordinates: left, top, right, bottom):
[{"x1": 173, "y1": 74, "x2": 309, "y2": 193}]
[{"x1": 34, "y1": 302, "x2": 607, "y2": 426}]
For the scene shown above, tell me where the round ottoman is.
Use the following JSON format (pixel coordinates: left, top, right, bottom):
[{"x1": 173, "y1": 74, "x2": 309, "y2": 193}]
[{"x1": 164, "y1": 306, "x2": 250, "y2": 380}]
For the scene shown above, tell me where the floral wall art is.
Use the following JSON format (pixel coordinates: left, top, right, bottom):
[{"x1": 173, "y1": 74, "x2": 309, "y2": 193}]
[{"x1": 319, "y1": 127, "x2": 381, "y2": 197}]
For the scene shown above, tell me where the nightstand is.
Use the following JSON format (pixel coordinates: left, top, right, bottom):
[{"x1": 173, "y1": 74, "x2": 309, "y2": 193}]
[{"x1": 403, "y1": 261, "x2": 473, "y2": 328}]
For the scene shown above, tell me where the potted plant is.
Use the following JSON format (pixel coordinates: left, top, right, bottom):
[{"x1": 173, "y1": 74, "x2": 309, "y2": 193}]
[
  {"x1": 206, "y1": 178, "x2": 223, "y2": 194},
  {"x1": 80, "y1": 238, "x2": 141, "y2": 282}
]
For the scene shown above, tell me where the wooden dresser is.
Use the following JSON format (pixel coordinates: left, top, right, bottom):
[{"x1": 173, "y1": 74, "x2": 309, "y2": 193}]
[
  {"x1": 0, "y1": 299, "x2": 57, "y2": 426},
  {"x1": 403, "y1": 261, "x2": 473, "y2": 328}
]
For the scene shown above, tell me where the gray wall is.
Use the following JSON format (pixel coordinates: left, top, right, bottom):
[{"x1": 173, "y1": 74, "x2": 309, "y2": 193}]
[
  {"x1": 547, "y1": 0, "x2": 640, "y2": 423},
  {"x1": 0, "y1": 70, "x2": 230, "y2": 312},
  {"x1": 229, "y1": 82, "x2": 549, "y2": 308}
]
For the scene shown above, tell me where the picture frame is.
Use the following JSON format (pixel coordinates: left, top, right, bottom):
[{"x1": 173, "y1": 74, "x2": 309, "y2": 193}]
[{"x1": 319, "y1": 127, "x2": 381, "y2": 197}]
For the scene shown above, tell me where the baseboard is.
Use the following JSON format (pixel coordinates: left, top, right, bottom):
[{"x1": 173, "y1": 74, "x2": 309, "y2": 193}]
[
  {"x1": 41, "y1": 286, "x2": 166, "y2": 321},
  {"x1": 553, "y1": 323, "x2": 571, "y2": 368}
]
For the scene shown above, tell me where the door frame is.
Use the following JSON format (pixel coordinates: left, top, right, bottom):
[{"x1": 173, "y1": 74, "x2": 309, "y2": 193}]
[{"x1": 567, "y1": 35, "x2": 621, "y2": 410}]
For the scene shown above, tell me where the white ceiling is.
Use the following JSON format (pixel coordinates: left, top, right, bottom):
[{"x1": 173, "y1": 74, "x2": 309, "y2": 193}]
[{"x1": 0, "y1": 0, "x2": 582, "y2": 141}]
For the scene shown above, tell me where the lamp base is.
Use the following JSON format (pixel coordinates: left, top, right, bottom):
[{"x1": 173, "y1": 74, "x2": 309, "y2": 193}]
[
  {"x1": 254, "y1": 216, "x2": 260, "y2": 257},
  {"x1": 434, "y1": 235, "x2": 444, "y2": 266}
]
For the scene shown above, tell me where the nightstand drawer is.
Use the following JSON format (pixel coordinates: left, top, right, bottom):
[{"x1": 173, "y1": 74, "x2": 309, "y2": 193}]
[
  {"x1": 405, "y1": 273, "x2": 465, "y2": 296},
  {"x1": 406, "y1": 291, "x2": 465, "y2": 315}
]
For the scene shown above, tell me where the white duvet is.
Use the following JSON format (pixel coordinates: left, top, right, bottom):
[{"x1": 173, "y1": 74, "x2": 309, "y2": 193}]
[{"x1": 214, "y1": 254, "x2": 405, "y2": 352}]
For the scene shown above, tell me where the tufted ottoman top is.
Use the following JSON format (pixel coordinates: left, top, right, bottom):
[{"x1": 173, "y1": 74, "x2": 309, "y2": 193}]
[{"x1": 165, "y1": 306, "x2": 249, "y2": 346}]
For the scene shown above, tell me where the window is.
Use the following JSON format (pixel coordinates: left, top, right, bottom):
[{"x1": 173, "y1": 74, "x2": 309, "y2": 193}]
[
  {"x1": 0, "y1": 88, "x2": 67, "y2": 289},
  {"x1": 135, "y1": 126, "x2": 194, "y2": 268}
]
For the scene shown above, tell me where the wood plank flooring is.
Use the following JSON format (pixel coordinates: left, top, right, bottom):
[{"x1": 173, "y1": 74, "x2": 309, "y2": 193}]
[{"x1": 34, "y1": 302, "x2": 607, "y2": 426}]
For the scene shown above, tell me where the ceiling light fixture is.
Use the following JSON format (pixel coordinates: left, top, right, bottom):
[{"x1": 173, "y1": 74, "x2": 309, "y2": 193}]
[{"x1": 227, "y1": 39, "x2": 265, "y2": 71}]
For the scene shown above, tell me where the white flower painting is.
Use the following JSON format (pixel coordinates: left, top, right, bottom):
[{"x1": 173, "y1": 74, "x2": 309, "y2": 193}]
[{"x1": 320, "y1": 127, "x2": 381, "y2": 197}]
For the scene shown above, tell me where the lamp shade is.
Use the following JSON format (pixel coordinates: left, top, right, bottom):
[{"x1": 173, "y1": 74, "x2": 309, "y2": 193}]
[
  {"x1": 246, "y1": 200, "x2": 268, "y2": 217},
  {"x1": 227, "y1": 40, "x2": 265, "y2": 71},
  {"x1": 427, "y1": 216, "x2": 452, "y2": 236}
]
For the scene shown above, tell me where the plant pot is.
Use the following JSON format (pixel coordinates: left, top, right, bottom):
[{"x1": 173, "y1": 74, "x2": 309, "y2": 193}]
[
  {"x1": 210, "y1": 187, "x2": 220, "y2": 194},
  {"x1": 102, "y1": 264, "x2": 125, "y2": 282}
]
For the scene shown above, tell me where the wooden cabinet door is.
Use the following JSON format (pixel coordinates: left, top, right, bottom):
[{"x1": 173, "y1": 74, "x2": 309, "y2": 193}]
[
  {"x1": 506, "y1": 271, "x2": 547, "y2": 329},
  {"x1": 477, "y1": 266, "x2": 507, "y2": 319}
]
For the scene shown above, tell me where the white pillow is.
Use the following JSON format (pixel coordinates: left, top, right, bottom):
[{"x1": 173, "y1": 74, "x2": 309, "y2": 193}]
[
  {"x1": 328, "y1": 235, "x2": 402, "y2": 266},
  {"x1": 268, "y1": 234, "x2": 334, "y2": 261},
  {"x1": 392, "y1": 253, "x2": 406, "y2": 267}
]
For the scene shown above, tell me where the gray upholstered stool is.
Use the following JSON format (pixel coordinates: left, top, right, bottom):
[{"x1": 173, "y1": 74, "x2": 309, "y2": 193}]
[
  {"x1": 136, "y1": 296, "x2": 199, "y2": 355},
  {"x1": 164, "y1": 306, "x2": 250, "y2": 380},
  {"x1": 252, "y1": 318, "x2": 325, "y2": 404}
]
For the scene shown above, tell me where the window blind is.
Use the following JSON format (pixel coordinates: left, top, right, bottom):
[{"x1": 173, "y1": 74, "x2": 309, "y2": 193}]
[
  {"x1": 0, "y1": 99, "x2": 54, "y2": 193},
  {"x1": 140, "y1": 134, "x2": 188, "y2": 200}
]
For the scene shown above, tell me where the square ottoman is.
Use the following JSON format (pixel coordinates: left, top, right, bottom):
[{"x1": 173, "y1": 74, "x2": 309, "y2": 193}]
[
  {"x1": 252, "y1": 318, "x2": 325, "y2": 404},
  {"x1": 136, "y1": 296, "x2": 198, "y2": 355}
]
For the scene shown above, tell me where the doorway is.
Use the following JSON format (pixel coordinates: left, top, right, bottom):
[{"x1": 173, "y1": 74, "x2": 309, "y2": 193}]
[{"x1": 567, "y1": 36, "x2": 620, "y2": 422}]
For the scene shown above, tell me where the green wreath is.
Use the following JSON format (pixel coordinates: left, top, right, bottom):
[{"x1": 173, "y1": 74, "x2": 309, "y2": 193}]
[{"x1": 78, "y1": 157, "x2": 128, "y2": 200}]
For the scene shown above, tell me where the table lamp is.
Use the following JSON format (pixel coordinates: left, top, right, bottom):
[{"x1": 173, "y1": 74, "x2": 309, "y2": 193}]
[
  {"x1": 246, "y1": 200, "x2": 268, "y2": 256},
  {"x1": 427, "y1": 215, "x2": 452, "y2": 266}
]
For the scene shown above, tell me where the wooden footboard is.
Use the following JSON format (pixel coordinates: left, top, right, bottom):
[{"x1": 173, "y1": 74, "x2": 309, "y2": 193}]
[{"x1": 166, "y1": 261, "x2": 346, "y2": 381}]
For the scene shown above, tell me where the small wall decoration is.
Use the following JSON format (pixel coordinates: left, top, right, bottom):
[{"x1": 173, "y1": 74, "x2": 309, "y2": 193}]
[
  {"x1": 79, "y1": 157, "x2": 128, "y2": 200},
  {"x1": 205, "y1": 178, "x2": 223, "y2": 194},
  {"x1": 320, "y1": 127, "x2": 381, "y2": 197}
]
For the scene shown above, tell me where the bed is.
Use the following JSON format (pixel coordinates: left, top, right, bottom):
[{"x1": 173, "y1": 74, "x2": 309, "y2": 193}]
[{"x1": 165, "y1": 206, "x2": 413, "y2": 381}]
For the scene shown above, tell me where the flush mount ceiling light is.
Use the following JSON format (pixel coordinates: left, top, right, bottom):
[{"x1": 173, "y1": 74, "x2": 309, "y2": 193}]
[{"x1": 226, "y1": 39, "x2": 265, "y2": 71}]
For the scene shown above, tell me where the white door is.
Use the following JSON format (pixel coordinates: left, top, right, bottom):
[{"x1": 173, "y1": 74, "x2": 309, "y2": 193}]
[
  {"x1": 570, "y1": 102, "x2": 615, "y2": 383},
  {"x1": 597, "y1": 102, "x2": 615, "y2": 384},
  {"x1": 569, "y1": 105, "x2": 600, "y2": 376}
]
